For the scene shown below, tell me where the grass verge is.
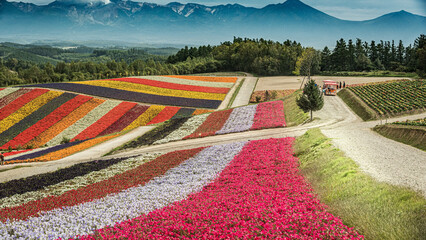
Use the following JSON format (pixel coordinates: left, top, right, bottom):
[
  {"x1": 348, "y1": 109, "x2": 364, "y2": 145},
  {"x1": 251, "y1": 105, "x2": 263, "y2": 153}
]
[
  {"x1": 338, "y1": 88, "x2": 377, "y2": 121},
  {"x1": 283, "y1": 90, "x2": 309, "y2": 126},
  {"x1": 294, "y1": 128, "x2": 426, "y2": 240},
  {"x1": 227, "y1": 78, "x2": 245, "y2": 108},
  {"x1": 373, "y1": 124, "x2": 426, "y2": 151}
]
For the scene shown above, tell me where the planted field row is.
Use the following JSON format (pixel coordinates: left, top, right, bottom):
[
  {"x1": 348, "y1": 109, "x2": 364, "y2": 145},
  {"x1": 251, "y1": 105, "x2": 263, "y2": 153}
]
[
  {"x1": 392, "y1": 117, "x2": 426, "y2": 127},
  {"x1": 250, "y1": 89, "x2": 296, "y2": 103},
  {"x1": 0, "y1": 139, "x2": 362, "y2": 239},
  {"x1": 0, "y1": 87, "x2": 208, "y2": 151},
  {"x1": 4, "y1": 133, "x2": 120, "y2": 165},
  {"x1": 79, "y1": 80, "x2": 226, "y2": 100},
  {"x1": 123, "y1": 101, "x2": 286, "y2": 149},
  {"x1": 23, "y1": 76, "x2": 237, "y2": 109},
  {"x1": 349, "y1": 80, "x2": 425, "y2": 116},
  {"x1": 23, "y1": 82, "x2": 223, "y2": 109}
]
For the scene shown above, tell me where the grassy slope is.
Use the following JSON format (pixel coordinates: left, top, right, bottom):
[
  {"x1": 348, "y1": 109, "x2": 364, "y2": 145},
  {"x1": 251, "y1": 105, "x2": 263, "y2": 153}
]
[
  {"x1": 338, "y1": 88, "x2": 377, "y2": 121},
  {"x1": 294, "y1": 129, "x2": 426, "y2": 240},
  {"x1": 283, "y1": 90, "x2": 309, "y2": 126},
  {"x1": 373, "y1": 125, "x2": 426, "y2": 151}
]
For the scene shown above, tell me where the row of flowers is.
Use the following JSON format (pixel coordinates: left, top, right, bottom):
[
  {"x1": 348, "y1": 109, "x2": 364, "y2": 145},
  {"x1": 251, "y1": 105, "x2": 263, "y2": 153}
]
[
  {"x1": 77, "y1": 138, "x2": 362, "y2": 239},
  {"x1": 0, "y1": 147, "x2": 205, "y2": 223},
  {"x1": 108, "y1": 77, "x2": 230, "y2": 94},
  {"x1": 0, "y1": 153, "x2": 160, "y2": 210},
  {"x1": 0, "y1": 88, "x2": 19, "y2": 100},
  {"x1": 163, "y1": 75, "x2": 238, "y2": 83},
  {"x1": 4, "y1": 133, "x2": 119, "y2": 165},
  {"x1": 392, "y1": 117, "x2": 426, "y2": 127},
  {"x1": 0, "y1": 90, "x2": 63, "y2": 147},
  {"x1": 24, "y1": 82, "x2": 223, "y2": 109},
  {"x1": 0, "y1": 88, "x2": 208, "y2": 152},
  {"x1": 1, "y1": 94, "x2": 92, "y2": 149},
  {"x1": 123, "y1": 101, "x2": 287, "y2": 149},
  {"x1": 141, "y1": 76, "x2": 234, "y2": 88},
  {"x1": 78, "y1": 80, "x2": 226, "y2": 101},
  {"x1": 0, "y1": 88, "x2": 33, "y2": 113}
]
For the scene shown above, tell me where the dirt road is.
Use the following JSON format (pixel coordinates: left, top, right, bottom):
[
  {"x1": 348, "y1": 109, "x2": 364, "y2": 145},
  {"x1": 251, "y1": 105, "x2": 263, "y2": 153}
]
[{"x1": 255, "y1": 76, "x2": 411, "y2": 91}]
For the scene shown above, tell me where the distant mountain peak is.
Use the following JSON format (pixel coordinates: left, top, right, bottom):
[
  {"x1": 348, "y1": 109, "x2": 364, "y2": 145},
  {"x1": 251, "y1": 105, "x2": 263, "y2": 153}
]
[{"x1": 53, "y1": 0, "x2": 110, "y2": 6}]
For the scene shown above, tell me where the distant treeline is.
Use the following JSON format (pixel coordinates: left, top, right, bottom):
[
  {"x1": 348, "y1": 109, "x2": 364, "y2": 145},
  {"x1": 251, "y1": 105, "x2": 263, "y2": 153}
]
[{"x1": 0, "y1": 35, "x2": 424, "y2": 87}]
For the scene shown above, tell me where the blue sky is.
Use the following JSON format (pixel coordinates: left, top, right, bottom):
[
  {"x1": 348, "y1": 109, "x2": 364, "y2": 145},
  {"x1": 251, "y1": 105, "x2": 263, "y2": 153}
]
[{"x1": 18, "y1": 0, "x2": 426, "y2": 21}]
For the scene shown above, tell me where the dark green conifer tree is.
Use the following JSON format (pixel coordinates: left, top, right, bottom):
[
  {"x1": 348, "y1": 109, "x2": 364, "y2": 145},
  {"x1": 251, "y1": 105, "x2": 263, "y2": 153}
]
[{"x1": 297, "y1": 79, "x2": 324, "y2": 120}]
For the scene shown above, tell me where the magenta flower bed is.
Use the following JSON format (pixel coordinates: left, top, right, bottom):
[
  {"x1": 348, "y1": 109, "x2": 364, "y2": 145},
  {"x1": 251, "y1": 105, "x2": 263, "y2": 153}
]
[
  {"x1": 78, "y1": 138, "x2": 363, "y2": 240},
  {"x1": 251, "y1": 100, "x2": 286, "y2": 130}
]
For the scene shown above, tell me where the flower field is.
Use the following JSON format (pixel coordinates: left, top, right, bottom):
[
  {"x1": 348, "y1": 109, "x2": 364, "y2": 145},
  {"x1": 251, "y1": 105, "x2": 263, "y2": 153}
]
[
  {"x1": 23, "y1": 76, "x2": 238, "y2": 109},
  {"x1": 348, "y1": 80, "x2": 425, "y2": 116},
  {"x1": 122, "y1": 100, "x2": 286, "y2": 149},
  {"x1": 0, "y1": 138, "x2": 363, "y2": 239},
  {"x1": 0, "y1": 87, "x2": 211, "y2": 155}
]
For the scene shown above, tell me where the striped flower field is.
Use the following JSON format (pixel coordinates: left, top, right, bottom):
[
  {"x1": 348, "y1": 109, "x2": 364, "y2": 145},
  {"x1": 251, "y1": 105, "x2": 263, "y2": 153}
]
[
  {"x1": 0, "y1": 138, "x2": 363, "y2": 239},
  {"x1": 0, "y1": 87, "x2": 212, "y2": 164},
  {"x1": 124, "y1": 100, "x2": 286, "y2": 148},
  {"x1": 23, "y1": 76, "x2": 238, "y2": 109}
]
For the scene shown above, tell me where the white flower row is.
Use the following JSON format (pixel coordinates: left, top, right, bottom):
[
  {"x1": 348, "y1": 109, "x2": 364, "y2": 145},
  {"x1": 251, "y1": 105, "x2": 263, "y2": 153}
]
[
  {"x1": 153, "y1": 113, "x2": 210, "y2": 145},
  {"x1": 140, "y1": 76, "x2": 234, "y2": 88},
  {"x1": 0, "y1": 142, "x2": 247, "y2": 240},
  {"x1": 0, "y1": 87, "x2": 20, "y2": 99},
  {"x1": 0, "y1": 153, "x2": 160, "y2": 209},
  {"x1": 47, "y1": 99, "x2": 121, "y2": 146},
  {"x1": 216, "y1": 104, "x2": 257, "y2": 135}
]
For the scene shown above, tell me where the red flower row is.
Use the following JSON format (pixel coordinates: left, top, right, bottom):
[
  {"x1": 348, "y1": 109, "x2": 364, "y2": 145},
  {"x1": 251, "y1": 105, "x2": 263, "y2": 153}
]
[
  {"x1": 147, "y1": 106, "x2": 180, "y2": 125},
  {"x1": 73, "y1": 102, "x2": 136, "y2": 141},
  {"x1": 184, "y1": 109, "x2": 233, "y2": 139},
  {"x1": 251, "y1": 101, "x2": 286, "y2": 130}
]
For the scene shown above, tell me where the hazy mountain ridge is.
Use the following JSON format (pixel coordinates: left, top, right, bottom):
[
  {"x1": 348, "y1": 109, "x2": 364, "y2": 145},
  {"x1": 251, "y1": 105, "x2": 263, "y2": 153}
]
[{"x1": 0, "y1": 0, "x2": 425, "y2": 47}]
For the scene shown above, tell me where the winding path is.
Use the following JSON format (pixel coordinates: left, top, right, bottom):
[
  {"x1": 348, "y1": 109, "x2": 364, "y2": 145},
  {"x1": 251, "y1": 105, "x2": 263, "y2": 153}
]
[{"x1": 1, "y1": 91, "x2": 425, "y2": 197}]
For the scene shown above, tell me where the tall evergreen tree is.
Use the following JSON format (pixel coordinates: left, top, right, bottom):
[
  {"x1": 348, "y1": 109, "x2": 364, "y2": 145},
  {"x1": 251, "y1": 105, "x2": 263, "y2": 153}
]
[{"x1": 297, "y1": 79, "x2": 324, "y2": 121}]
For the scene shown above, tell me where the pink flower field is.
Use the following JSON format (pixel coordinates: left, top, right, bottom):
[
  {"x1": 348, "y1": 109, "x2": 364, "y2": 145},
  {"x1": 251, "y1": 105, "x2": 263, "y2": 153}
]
[{"x1": 75, "y1": 138, "x2": 363, "y2": 240}]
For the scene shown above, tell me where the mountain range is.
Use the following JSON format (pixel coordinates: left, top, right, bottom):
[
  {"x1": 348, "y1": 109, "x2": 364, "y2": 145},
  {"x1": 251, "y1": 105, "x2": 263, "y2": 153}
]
[{"x1": 0, "y1": 0, "x2": 425, "y2": 47}]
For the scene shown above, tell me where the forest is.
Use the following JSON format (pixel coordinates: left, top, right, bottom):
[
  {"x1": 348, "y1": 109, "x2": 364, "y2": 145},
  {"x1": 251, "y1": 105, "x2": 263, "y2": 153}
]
[{"x1": 0, "y1": 35, "x2": 424, "y2": 87}]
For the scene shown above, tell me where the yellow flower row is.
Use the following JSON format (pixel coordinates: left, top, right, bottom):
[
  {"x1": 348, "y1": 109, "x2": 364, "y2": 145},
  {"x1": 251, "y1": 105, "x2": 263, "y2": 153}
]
[
  {"x1": 0, "y1": 91, "x2": 63, "y2": 134},
  {"x1": 123, "y1": 105, "x2": 165, "y2": 131},
  {"x1": 78, "y1": 80, "x2": 226, "y2": 101}
]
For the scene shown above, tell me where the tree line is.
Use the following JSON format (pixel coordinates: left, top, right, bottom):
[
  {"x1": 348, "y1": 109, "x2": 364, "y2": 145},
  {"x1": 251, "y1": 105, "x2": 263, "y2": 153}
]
[{"x1": 1, "y1": 35, "x2": 424, "y2": 87}]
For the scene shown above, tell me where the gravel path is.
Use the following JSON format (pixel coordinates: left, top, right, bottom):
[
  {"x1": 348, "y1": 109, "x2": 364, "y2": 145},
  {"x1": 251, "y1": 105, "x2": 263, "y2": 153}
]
[
  {"x1": 255, "y1": 76, "x2": 411, "y2": 91},
  {"x1": 230, "y1": 77, "x2": 257, "y2": 107},
  {"x1": 319, "y1": 96, "x2": 426, "y2": 196}
]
